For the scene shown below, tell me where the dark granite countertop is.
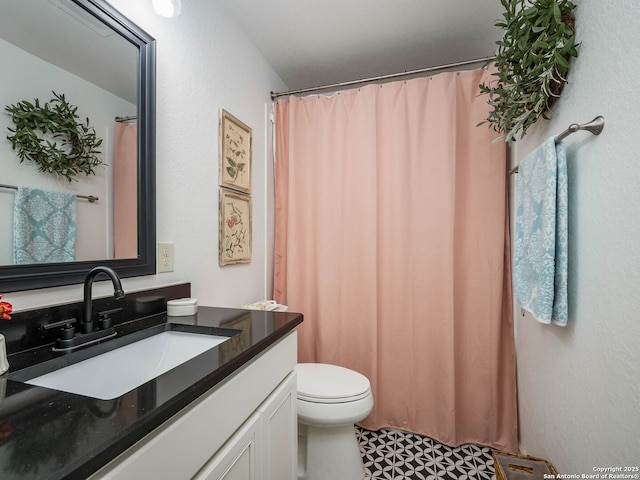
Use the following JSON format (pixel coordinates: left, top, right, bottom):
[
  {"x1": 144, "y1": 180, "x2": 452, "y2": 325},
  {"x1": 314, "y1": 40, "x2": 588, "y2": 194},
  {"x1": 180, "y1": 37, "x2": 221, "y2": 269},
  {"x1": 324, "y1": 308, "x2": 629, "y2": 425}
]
[{"x1": 0, "y1": 306, "x2": 302, "y2": 480}]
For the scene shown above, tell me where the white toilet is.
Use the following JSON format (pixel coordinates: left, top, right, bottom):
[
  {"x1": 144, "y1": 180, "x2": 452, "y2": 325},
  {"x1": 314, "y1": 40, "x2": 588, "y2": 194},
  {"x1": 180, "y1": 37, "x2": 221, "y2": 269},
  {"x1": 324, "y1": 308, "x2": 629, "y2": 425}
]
[{"x1": 295, "y1": 363, "x2": 374, "y2": 480}]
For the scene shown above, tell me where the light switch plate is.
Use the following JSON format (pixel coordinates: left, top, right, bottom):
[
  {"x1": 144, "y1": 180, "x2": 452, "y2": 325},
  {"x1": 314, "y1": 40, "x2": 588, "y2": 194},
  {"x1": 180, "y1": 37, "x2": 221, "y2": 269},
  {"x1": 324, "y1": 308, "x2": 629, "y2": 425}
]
[{"x1": 158, "y1": 242, "x2": 174, "y2": 273}]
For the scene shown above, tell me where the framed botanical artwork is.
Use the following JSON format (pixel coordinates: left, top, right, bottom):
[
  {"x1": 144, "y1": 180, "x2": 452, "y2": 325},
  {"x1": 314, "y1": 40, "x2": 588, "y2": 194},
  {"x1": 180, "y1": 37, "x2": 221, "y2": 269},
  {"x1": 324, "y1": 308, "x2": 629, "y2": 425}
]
[
  {"x1": 219, "y1": 188, "x2": 252, "y2": 266},
  {"x1": 219, "y1": 109, "x2": 252, "y2": 193}
]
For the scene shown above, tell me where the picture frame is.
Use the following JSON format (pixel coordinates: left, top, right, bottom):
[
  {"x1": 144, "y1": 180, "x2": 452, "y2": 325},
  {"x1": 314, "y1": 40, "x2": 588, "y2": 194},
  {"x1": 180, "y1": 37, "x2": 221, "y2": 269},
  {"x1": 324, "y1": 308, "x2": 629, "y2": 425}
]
[
  {"x1": 219, "y1": 188, "x2": 252, "y2": 266},
  {"x1": 219, "y1": 109, "x2": 252, "y2": 193}
]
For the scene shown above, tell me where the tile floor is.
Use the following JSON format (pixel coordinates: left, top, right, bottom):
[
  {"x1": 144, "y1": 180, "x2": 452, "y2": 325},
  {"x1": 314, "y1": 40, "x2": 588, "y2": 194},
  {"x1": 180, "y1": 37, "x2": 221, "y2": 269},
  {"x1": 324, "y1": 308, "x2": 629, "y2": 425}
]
[{"x1": 357, "y1": 427, "x2": 497, "y2": 480}]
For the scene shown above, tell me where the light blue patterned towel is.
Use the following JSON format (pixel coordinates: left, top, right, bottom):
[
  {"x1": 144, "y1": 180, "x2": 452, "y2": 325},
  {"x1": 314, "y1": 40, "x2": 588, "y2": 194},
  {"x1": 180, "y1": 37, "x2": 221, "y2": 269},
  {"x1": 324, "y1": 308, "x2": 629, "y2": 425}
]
[
  {"x1": 13, "y1": 187, "x2": 76, "y2": 264},
  {"x1": 513, "y1": 137, "x2": 568, "y2": 326}
]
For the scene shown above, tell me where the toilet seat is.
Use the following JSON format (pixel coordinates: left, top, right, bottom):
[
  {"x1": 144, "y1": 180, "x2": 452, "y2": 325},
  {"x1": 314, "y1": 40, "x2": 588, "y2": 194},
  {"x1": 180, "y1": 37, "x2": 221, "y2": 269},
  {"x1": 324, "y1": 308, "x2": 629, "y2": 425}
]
[
  {"x1": 295, "y1": 363, "x2": 374, "y2": 479},
  {"x1": 298, "y1": 389, "x2": 371, "y2": 403},
  {"x1": 295, "y1": 363, "x2": 371, "y2": 404}
]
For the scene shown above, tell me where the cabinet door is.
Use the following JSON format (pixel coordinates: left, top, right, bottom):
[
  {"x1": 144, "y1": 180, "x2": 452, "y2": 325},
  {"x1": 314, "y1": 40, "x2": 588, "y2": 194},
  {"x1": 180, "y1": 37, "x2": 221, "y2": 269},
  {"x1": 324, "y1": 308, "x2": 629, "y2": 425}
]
[
  {"x1": 193, "y1": 412, "x2": 262, "y2": 480},
  {"x1": 258, "y1": 372, "x2": 297, "y2": 480}
]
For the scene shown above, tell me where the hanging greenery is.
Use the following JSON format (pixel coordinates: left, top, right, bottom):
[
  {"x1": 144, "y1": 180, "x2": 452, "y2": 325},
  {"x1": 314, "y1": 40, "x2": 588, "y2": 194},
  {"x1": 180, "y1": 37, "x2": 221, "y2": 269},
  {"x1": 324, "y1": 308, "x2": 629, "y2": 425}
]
[
  {"x1": 479, "y1": 0, "x2": 579, "y2": 142},
  {"x1": 5, "y1": 92, "x2": 104, "y2": 182}
]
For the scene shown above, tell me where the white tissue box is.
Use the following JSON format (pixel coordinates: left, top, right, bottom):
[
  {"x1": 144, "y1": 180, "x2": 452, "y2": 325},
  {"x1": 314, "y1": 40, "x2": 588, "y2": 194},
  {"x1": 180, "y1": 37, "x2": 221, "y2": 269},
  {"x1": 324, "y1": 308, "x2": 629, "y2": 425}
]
[{"x1": 167, "y1": 298, "x2": 198, "y2": 316}]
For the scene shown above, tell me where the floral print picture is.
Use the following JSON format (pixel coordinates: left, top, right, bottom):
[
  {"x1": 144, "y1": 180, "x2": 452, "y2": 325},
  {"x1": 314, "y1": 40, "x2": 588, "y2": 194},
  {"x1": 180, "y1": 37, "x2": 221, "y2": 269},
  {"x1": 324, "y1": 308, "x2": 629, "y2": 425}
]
[
  {"x1": 219, "y1": 109, "x2": 252, "y2": 193},
  {"x1": 219, "y1": 188, "x2": 251, "y2": 265}
]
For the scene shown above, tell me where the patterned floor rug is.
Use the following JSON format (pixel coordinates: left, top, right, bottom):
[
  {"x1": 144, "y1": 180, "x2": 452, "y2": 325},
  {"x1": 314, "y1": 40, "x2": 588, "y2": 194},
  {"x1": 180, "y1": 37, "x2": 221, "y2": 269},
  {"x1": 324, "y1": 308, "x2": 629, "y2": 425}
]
[{"x1": 357, "y1": 427, "x2": 497, "y2": 480}]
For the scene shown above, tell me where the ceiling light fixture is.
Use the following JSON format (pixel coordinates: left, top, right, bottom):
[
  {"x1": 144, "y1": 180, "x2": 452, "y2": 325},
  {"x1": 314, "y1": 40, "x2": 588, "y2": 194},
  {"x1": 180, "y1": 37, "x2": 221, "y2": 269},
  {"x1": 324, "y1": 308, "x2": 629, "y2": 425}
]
[{"x1": 152, "y1": 0, "x2": 181, "y2": 18}]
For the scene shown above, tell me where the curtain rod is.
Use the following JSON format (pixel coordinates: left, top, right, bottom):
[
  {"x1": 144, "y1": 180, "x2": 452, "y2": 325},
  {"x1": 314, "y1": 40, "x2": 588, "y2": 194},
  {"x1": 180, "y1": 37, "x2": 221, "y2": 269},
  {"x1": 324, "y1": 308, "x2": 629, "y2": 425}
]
[
  {"x1": 508, "y1": 116, "x2": 605, "y2": 175},
  {"x1": 270, "y1": 56, "x2": 495, "y2": 101},
  {"x1": 0, "y1": 183, "x2": 99, "y2": 203},
  {"x1": 115, "y1": 115, "x2": 136, "y2": 123}
]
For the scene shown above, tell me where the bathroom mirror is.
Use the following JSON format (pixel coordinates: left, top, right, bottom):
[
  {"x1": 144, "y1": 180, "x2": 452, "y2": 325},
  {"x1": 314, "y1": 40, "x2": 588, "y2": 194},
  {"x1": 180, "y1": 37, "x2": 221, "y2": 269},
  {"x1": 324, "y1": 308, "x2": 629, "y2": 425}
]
[{"x1": 0, "y1": 0, "x2": 156, "y2": 292}]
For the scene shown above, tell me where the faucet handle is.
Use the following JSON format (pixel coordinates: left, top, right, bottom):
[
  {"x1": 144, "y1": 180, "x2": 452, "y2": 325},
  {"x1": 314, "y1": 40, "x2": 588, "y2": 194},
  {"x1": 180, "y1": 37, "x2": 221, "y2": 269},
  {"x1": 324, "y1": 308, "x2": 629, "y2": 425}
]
[
  {"x1": 42, "y1": 318, "x2": 77, "y2": 341},
  {"x1": 42, "y1": 318, "x2": 77, "y2": 331},
  {"x1": 98, "y1": 308, "x2": 123, "y2": 330},
  {"x1": 60, "y1": 324, "x2": 75, "y2": 340}
]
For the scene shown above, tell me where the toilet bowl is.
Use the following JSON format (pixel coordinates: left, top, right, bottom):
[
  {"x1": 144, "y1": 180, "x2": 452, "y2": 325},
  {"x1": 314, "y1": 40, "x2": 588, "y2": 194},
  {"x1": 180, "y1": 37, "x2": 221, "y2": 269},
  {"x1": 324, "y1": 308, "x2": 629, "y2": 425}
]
[{"x1": 295, "y1": 363, "x2": 373, "y2": 480}]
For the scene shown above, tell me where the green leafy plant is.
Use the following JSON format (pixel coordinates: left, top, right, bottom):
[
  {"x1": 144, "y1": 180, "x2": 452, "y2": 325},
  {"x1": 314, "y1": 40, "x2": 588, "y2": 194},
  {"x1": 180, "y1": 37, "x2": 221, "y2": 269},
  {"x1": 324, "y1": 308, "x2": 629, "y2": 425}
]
[
  {"x1": 5, "y1": 91, "x2": 104, "y2": 181},
  {"x1": 479, "y1": 0, "x2": 579, "y2": 142}
]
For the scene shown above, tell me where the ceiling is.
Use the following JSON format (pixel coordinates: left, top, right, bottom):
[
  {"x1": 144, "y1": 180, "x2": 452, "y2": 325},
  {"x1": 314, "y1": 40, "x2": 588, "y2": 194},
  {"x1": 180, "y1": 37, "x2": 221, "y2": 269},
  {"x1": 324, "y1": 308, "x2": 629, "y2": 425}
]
[
  {"x1": 218, "y1": 0, "x2": 505, "y2": 93},
  {"x1": 0, "y1": 0, "x2": 137, "y2": 103},
  {"x1": 2, "y1": 1, "x2": 504, "y2": 100}
]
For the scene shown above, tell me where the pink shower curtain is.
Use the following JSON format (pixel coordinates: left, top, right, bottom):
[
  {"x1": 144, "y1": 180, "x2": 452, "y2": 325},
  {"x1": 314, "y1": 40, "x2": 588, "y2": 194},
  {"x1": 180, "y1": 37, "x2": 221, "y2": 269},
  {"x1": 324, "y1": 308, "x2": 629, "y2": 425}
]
[
  {"x1": 274, "y1": 68, "x2": 518, "y2": 452},
  {"x1": 113, "y1": 122, "x2": 138, "y2": 259}
]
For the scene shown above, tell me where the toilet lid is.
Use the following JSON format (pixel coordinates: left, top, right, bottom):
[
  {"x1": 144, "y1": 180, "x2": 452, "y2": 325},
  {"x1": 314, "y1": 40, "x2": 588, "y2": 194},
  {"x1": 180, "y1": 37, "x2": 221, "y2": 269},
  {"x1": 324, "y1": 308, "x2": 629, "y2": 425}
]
[{"x1": 295, "y1": 363, "x2": 371, "y2": 403}]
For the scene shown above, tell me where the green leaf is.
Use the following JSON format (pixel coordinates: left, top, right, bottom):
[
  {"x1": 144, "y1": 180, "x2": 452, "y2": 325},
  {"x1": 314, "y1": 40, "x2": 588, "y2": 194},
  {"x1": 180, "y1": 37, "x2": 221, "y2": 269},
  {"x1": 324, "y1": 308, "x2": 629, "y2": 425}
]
[
  {"x1": 554, "y1": 51, "x2": 569, "y2": 70},
  {"x1": 227, "y1": 156, "x2": 237, "y2": 167},
  {"x1": 552, "y1": 3, "x2": 562, "y2": 23},
  {"x1": 226, "y1": 166, "x2": 237, "y2": 178},
  {"x1": 560, "y1": 36, "x2": 575, "y2": 55}
]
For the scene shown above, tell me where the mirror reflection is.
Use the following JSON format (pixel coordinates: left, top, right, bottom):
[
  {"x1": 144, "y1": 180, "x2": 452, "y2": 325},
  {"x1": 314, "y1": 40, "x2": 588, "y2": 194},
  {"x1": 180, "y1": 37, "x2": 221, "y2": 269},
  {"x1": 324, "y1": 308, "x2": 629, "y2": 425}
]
[{"x1": 0, "y1": 0, "x2": 139, "y2": 265}]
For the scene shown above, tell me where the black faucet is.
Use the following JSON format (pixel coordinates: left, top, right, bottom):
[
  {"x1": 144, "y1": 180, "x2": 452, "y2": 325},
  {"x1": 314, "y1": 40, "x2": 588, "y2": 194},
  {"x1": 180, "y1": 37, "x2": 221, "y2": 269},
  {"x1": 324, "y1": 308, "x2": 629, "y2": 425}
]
[
  {"x1": 44, "y1": 267, "x2": 126, "y2": 352},
  {"x1": 81, "y1": 266, "x2": 125, "y2": 334}
]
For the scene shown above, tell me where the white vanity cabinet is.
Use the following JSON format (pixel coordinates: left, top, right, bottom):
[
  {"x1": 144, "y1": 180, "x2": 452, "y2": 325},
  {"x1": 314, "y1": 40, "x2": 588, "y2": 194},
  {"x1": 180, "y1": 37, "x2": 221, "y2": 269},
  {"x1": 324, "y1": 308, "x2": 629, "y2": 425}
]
[
  {"x1": 194, "y1": 372, "x2": 297, "y2": 480},
  {"x1": 90, "y1": 331, "x2": 297, "y2": 480},
  {"x1": 193, "y1": 411, "x2": 262, "y2": 480},
  {"x1": 257, "y1": 371, "x2": 297, "y2": 479}
]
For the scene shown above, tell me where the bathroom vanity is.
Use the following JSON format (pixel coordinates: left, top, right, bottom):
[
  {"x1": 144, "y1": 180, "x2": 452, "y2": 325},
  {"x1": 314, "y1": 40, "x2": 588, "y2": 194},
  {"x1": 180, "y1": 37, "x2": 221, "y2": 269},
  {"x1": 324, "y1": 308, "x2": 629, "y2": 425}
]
[
  {"x1": 0, "y1": 297, "x2": 302, "y2": 480},
  {"x1": 89, "y1": 327, "x2": 298, "y2": 480}
]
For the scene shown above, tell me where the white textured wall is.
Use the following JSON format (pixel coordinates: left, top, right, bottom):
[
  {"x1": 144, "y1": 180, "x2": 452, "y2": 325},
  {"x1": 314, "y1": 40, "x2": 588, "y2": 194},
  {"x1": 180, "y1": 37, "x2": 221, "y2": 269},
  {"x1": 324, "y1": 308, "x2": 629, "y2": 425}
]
[
  {"x1": 8, "y1": 1, "x2": 286, "y2": 310},
  {"x1": 512, "y1": 0, "x2": 640, "y2": 472}
]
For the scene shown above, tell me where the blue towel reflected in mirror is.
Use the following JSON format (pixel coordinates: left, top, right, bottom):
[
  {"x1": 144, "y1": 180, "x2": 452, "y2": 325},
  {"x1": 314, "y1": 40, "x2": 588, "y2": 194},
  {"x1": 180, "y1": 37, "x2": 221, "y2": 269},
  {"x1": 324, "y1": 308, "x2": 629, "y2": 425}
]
[{"x1": 13, "y1": 187, "x2": 76, "y2": 264}]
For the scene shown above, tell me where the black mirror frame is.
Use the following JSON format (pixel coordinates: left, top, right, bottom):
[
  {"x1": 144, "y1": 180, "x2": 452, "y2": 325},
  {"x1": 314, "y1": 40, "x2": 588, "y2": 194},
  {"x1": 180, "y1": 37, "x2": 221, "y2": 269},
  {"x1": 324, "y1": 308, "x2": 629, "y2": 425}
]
[{"x1": 0, "y1": 0, "x2": 156, "y2": 293}]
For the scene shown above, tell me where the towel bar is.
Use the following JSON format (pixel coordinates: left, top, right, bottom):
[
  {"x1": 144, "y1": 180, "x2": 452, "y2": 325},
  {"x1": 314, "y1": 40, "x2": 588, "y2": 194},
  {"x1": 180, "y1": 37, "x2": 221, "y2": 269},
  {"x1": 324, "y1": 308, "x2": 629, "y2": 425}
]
[
  {"x1": 0, "y1": 183, "x2": 99, "y2": 203},
  {"x1": 509, "y1": 116, "x2": 605, "y2": 175}
]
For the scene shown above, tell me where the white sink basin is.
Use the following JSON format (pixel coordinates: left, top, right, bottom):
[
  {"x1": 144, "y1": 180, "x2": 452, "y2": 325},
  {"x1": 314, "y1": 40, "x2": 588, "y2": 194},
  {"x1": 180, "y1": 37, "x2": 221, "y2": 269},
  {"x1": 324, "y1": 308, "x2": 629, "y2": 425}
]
[{"x1": 25, "y1": 331, "x2": 230, "y2": 400}]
